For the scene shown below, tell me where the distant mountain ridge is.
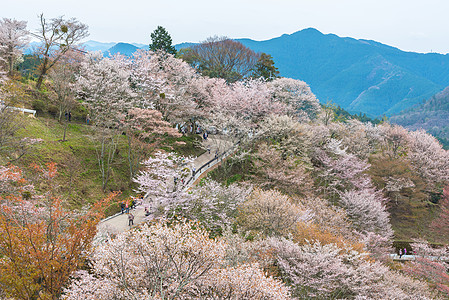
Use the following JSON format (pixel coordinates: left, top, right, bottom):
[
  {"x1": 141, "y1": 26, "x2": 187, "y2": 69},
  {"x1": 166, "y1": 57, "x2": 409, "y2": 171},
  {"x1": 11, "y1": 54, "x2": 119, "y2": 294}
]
[
  {"x1": 235, "y1": 28, "x2": 449, "y2": 117},
  {"x1": 32, "y1": 29, "x2": 449, "y2": 117}
]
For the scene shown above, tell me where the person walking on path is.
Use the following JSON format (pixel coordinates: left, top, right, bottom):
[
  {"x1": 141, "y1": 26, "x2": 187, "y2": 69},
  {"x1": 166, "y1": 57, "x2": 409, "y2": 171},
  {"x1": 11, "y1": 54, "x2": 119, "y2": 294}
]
[
  {"x1": 120, "y1": 202, "x2": 125, "y2": 214},
  {"x1": 192, "y1": 166, "x2": 196, "y2": 177},
  {"x1": 68, "y1": 112, "x2": 72, "y2": 122},
  {"x1": 207, "y1": 146, "x2": 210, "y2": 154},
  {"x1": 404, "y1": 248, "x2": 407, "y2": 256},
  {"x1": 128, "y1": 213, "x2": 134, "y2": 226},
  {"x1": 399, "y1": 248, "x2": 403, "y2": 259},
  {"x1": 86, "y1": 114, "x2": 90, "y2": 125},
  {"x1": 125, "y1": 202, "x2": 129, "y2": 214}
]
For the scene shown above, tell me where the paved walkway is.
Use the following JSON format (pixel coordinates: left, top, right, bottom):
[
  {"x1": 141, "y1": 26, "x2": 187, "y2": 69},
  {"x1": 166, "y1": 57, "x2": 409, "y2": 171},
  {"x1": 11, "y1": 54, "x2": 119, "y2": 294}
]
[
  {"x1": 97, "y1": 135, "x2": 236, "y2": 237},
  {"x1": 390, "y1": 254, "x2": 449, "y2": 262}
]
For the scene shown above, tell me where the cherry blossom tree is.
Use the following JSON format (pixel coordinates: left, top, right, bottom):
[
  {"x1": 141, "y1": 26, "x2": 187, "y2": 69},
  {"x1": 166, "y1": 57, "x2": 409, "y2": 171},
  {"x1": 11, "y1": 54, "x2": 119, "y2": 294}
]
[
  {"x1": 268, "y1": 77, "x2": 321, "y2": 121},
  {"x1": 253, "y1": 143, "x2": 313, "y2": 196},
  {"x1": 0, "y1": 18, "x2": 29, "y2": 75},
  {"x1": 315, "y1": 147, "x2": 371, "y2": 197},
  {"x1": 133, "y1": 151, "x2": 194, "y2": 215},
  {"x1": 77, "y1": 52, "x2": 135, "y2": 190},
  {"x1": 268, "y1": 238, "x2": 433, "y2": 299},
  {"x1": 131, "y1": 50, "x2": 200, "y2": 124},
  {"x1": 124, "y1": 107, "x2": 181, "y2": 178},
  {"x1": 201, "y1": 78, "x2": 288, "y2": 146},
  {"x1": 330, "y1": 119, "x2": 382, "y2": 159},
  {"x1": 63, "y1": 221, "x2": 289, "y2": 299},
  {"x1": 126, "y1": 108, "x2": 181, "y2": 139},
  {"x1": 237, "y1": 188, "x2": 309, "y2": 237},
  {"x1": 77, "y1": 52, "x2": 135, "y2": 127},
  {"x1": 338, "y1": 188, "x2": 392, "y2": 235},
  {"x1": 379, "y1": 123, "x2": 409, "y2": 159},
  {"x1": 175, "y1": 179, "x2": 251, "y2": 235},
  {"x1": 406, "y1": 129, "x2": 449, "y2": 187}
]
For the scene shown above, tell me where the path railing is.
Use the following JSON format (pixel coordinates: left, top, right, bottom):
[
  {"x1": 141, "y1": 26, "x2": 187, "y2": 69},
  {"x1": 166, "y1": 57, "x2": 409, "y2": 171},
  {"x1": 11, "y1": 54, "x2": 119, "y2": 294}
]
[
  {"x1": 1, "y1": 104, "x2": 36, "y2": 117},
  {"x1": 183, "y1": 140, "x2": 240, "y2": 189},
  {"x1": 390, "y1": 254, "x2": 449, "y2": 262}
]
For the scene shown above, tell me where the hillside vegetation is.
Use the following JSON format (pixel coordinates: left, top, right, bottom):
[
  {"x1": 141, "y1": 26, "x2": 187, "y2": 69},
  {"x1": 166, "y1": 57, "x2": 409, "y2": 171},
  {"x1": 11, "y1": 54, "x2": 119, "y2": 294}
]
[
  {"x1": 1, "y1": 18, "x2": 449, "y2": 299},
  {"x1": 391, "y1": 86, "x2": 449, "y2": 149}
]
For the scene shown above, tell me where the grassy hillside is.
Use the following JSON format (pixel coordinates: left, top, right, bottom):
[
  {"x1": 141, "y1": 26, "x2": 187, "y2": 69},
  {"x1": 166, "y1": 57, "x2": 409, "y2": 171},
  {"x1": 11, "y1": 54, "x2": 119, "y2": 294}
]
[{"x1": 8, "y1": 115, "x2": 204, "y2": 212}]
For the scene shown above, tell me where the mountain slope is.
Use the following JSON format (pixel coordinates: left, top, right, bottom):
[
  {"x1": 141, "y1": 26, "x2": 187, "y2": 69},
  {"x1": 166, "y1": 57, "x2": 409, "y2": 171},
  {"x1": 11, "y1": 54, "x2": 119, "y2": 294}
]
[
  {"x1": 82, "y1": 40, "x2": 117, "y2": 52},
  {"x1": 105, "y1": 42, "x2": 139, "y2": 56},
  {"x1": 390, "y1": 87, "x2": 449, "y2": 148},
  {"x1": 237, "y1": 28, "x2": 449, "y2": 117}
]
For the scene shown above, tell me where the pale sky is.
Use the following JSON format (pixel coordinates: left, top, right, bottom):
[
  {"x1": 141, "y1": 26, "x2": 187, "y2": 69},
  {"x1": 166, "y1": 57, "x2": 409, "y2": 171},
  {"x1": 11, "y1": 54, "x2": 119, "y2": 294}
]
[{"x1": 2, "y1": 0, "x2": 449, "y2": 54}]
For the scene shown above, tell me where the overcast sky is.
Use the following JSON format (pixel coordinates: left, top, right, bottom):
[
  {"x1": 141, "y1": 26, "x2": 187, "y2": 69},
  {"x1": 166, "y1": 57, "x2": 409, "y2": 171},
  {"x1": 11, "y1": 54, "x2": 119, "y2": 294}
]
[{"x1": 3, "y1": 0, "x2": 449, "y2": 54}]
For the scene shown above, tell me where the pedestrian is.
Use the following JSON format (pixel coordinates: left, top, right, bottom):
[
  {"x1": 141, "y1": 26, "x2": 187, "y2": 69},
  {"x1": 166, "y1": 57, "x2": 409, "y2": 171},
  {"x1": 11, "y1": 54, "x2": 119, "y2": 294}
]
[
  {"x1": 125, "y1": 202, "x2": 129, "y2": 213},
  {"x1": 404, "y1": 248, "x2": 407, "y2": 256},
  {"x1": 145, "y1": 207, "x2": 150, "y2": 216},
  {"x1": 128, "y1": 212, "x2": 134, "y2": 226},
  {"x1": 68, "y1": 112, "x2": 72, "y2": 122},
  {"x1": 65, "y1": 112, "x2": 68, "y2": 121},
  {"x1": 205, "y1": 131, "x2": 208, "y2": 140},
  {"x1": 207, "y1": 146, "x2": 210, "y2": 154},
  {"x1": 192, "y1": 166, "x2": 196, "y2": 176},
  {"x1": 399, "y1": 248, "x2": 403, "y2": 259},
  {"x1": 120, "y1": 202, "x2": 125, "y2": 214},
  {"x1": 215, "y1": 150, "x2": 218, "y2": 158},
  {"x1": 86, "y1": 114, "x2": 90, "y2": 125}
]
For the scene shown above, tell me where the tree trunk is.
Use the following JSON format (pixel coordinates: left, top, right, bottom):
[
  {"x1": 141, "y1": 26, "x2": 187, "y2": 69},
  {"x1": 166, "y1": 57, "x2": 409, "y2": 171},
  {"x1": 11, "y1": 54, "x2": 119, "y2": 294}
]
[
  {"x1": 36, "y1": 57, "x2": 49, "y2": 90},
  {"x1": 127, "y1": 133, "x2": 134, "y2": 179},
  {"x1": 62, "y1": 122, "x2": 68, "y2": 142}
]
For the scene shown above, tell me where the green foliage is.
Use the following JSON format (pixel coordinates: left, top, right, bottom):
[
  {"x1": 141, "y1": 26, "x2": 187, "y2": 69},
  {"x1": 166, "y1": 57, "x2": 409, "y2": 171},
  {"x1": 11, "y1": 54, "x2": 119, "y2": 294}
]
[
  {"x1": 251, "y1": 53, "x2": 279, "y2": 81},
  {"x1": 390, "y1": 88, "x2": 449, "y2": 150},
  {"x1": 16, "y1": 54, "x2": 41, "y2": 78},
  {"x1": 226, "y1": 174, "x2": 242, "y2": 186},
  {"x1": 31, "y1": 99, "x2": 46, "y2": 112},
  {"x1": 367, "y1": 154, "x2": 444, "y2": 242},
  {"x1": 322, "y1": 102, "x2": 381, "y2": 124},
  {"x1": 149, "y1": 26, "x2": 177, "y2": 55}
]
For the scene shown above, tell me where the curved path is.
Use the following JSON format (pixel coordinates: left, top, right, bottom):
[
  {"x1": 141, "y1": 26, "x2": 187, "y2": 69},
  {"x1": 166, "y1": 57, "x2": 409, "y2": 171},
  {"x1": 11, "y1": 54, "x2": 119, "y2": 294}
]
[{"x1": 97, "y1": 136, "x2": 236, "y2": 237}]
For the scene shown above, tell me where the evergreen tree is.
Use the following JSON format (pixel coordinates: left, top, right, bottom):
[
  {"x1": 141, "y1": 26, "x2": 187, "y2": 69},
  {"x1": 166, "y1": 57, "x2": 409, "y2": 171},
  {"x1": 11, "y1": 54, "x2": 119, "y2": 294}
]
[
  {"x1": 149, "y1": 26, "x2": 177, "y2": 55},
  {"x1": 252, "y1": 53, "x2": 279, "y2": 81}
]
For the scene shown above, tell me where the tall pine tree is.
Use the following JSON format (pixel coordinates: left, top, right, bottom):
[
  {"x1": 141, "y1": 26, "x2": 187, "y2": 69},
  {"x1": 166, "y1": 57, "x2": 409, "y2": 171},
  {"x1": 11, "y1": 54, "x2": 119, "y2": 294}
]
[{"x1": 149, "y1": 26, "x2": 177, "y2": 55}]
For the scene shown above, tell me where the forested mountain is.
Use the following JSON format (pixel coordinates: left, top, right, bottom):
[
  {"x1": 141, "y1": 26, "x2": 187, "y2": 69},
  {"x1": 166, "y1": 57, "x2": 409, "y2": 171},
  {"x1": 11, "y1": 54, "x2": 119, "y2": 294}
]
[
  {"x1": 390, "y1": 87, "x2": 449, "y2": 148},
  {"x1": 105, "y1": 42, "x2": 140, "y2": 56},
  {"x1": 236, "y1": 28, "x2": 449, "y2": 117}
]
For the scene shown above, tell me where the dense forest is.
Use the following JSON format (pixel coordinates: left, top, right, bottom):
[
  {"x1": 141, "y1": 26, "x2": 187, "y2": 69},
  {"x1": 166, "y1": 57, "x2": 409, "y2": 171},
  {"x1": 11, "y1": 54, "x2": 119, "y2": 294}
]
[{"x1": 1, "y1": 15, "x2": 449, "y2": 299}]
